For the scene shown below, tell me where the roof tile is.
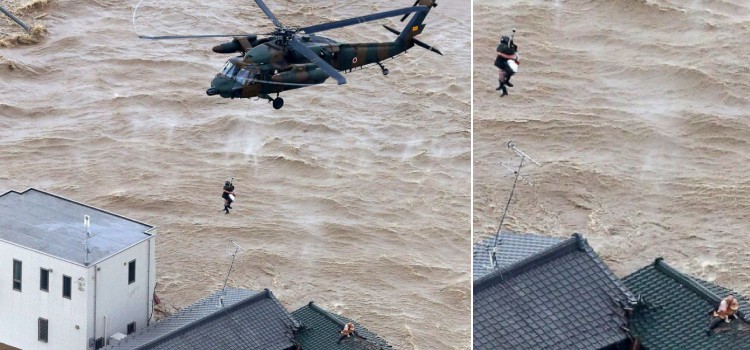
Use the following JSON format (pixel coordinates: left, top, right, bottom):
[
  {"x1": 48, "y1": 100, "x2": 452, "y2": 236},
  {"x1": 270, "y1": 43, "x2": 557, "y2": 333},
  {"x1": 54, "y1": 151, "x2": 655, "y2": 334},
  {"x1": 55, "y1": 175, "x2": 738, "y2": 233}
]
[{"x1": 473, "y1": 233, "x2": 633, "y2": 350}]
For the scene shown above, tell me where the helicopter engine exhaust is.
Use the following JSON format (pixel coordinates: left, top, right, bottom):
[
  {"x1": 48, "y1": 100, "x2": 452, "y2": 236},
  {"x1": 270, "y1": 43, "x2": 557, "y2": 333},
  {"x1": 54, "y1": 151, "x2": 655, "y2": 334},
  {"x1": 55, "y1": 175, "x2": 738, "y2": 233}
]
[{"x1": 212, "y1": 35, "x2": 258, "y2": 54}]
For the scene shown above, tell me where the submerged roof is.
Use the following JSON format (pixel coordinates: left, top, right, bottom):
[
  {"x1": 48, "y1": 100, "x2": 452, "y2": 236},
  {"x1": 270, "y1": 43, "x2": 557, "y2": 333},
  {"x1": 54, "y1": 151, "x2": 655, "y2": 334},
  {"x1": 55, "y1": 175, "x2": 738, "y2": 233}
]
[
  {"x1": 292, "y1": 302, "x2": 392, "y2": 350},
  {"x1": 623, "y1": 258, "x2": 750, "y2": 349},
  {"x1": 106, "y1": 288, "x2": 299, "y2": 350},
  {"x1": 473, "y1": 233, "x2": 633, "y2": 350},
  {"x1": 472, "y1": 231, "x2": 564, "y2": 280},
  {"x1": 0, "y1": 188, "x2": 154, "y2": 265}
]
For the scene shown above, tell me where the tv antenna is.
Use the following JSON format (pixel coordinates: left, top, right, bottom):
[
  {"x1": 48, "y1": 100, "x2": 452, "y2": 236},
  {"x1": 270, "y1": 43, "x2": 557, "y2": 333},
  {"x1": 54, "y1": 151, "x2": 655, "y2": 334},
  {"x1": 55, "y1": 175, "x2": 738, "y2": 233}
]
[
  {"x1": 219, "y1": 238, "x2": 247, "y2": 308},
  {"x1": 82, "y1": 215, "x2": 97, "y2": 265},
  {"x1": 0, "y1": 6, "x2": 31, "y2": 32},
  {"x1": 490, "y1": 141, "x2": 540, "y2": 269}
]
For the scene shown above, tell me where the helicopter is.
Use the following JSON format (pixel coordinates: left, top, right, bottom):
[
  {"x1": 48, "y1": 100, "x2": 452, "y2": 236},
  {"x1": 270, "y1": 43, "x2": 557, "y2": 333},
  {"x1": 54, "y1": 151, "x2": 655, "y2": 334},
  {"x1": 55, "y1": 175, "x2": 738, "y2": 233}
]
[{"x1": 139, "y1": 0, "x2": 442, "y2": 109}]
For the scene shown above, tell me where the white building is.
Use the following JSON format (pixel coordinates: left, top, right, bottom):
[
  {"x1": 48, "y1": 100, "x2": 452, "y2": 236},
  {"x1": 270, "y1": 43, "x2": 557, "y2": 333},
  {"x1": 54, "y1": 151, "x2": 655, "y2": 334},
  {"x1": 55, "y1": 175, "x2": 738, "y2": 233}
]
[{"x1": 0, "y1": 188, "x2": 156, "y2": 350}]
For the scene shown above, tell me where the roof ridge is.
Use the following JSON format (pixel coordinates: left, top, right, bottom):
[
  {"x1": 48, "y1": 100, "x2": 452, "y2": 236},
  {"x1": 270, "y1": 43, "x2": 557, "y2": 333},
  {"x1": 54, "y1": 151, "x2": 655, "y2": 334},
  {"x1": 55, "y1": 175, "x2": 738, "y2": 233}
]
[
  {"x1": 133, "y1": 289, "x2": 277, "y2": 349},
  {"x1": 474, "y1": 233, "x2": 585, "y2": 292},
  {"x1": 307, "y1": 301, "x2": 347, "y2": 328},
  {"x1": 652, "y1": 258, "x2": 748, "y2": 322},
  {"x1": 0, "y1": 189, "x2": 21, "y2": 199}
]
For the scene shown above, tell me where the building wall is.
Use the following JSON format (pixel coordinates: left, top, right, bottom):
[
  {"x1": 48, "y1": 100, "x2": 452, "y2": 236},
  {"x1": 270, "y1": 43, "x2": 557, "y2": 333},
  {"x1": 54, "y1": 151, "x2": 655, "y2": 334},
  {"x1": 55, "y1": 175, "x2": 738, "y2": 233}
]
[
  {"x1": 0, "y1": 241, "x2": 90, "y2": 350},
  {"x1": 88, "y1": 233, "x2": 156, "y2": 347}
]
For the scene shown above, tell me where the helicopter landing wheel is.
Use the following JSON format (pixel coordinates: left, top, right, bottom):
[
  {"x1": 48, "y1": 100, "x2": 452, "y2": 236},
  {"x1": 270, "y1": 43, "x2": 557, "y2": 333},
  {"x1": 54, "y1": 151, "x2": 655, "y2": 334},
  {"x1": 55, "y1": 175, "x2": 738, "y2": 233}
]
[
  {"x1": 377, "y1": 62, "x2": 389, "y2": 76},
  {"x1": 272, "y1": 97, "x2": 284, "y2": 109}
]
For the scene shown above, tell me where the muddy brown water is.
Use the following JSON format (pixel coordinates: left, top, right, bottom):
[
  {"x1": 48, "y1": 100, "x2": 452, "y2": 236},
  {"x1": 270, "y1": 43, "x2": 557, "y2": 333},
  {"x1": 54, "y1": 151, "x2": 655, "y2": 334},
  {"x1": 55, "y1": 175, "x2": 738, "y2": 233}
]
[{"x1": 1, "y1": 0, "x2": 471, "y2": 348}]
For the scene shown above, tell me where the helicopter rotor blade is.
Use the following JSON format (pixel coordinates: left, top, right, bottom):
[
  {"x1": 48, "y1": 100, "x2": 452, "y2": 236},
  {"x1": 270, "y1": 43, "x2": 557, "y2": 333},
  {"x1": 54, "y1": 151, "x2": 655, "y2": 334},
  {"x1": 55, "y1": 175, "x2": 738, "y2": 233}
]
[
  {"x1": 289, "y1": 36, "x2": 347, "y2": 85},
  {"x1": 253, "y1": 0, "x2": 283, "y2": 28},
  {"x1": 301, "y1": 6, "x2": 429, "y2": 34},
  {"x1": 400, "y1": 0, "x2": 421, "y2": 22},
  {"x1": 139, "y1": 33, "x2": 269, "y2": 40}
]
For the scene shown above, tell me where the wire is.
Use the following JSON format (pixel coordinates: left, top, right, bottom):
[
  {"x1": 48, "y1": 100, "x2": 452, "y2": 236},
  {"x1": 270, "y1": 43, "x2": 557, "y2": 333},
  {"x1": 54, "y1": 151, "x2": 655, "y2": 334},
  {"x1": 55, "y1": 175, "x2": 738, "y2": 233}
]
[{"x1": 132, "y1": 0, "x2": 146, "y2": 36}]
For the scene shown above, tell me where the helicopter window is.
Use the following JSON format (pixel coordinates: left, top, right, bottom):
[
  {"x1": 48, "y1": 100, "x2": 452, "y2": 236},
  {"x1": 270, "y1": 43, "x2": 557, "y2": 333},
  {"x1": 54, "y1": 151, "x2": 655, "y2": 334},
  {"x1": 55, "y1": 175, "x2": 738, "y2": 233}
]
[
  {"x1": 236, "y1": 67, "x2": 261, "y2": 84},
  {"x1": 236, "y1": 69, "x2": 251, "y2": 84},
  {"x1": 220, "y1": 62, "x2": 240, "y2": 78}
]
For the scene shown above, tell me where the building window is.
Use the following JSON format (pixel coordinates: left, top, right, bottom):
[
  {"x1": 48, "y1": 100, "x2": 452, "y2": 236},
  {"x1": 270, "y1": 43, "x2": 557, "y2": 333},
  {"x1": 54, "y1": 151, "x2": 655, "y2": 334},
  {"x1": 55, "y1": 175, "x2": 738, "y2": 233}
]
[
  {"x1": 40, "y1": 268, "x2": 49, "y2": 292},
  {"x1": 38, "y1": 318, "x2": 48, "y2": 343},
  {"x1": 127, "y1": 322, "x2": 136, "y2": 335},
  {"x1": 128, "y1": 260, "x2": 136, "y2": 284},
  {"x1": 62, "y1": 275, "x2": 71, "y2": 299},
  {"x1": 13, "y1": 259, "x2": 22, "y2": 291}
]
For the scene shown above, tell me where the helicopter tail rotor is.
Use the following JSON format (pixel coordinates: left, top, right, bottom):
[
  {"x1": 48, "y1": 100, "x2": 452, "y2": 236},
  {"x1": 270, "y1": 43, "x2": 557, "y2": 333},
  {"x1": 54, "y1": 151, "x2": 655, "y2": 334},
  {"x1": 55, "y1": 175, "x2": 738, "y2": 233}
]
[
  {"x1": 401, "y1": 0, "x2": 436, "y2": 22},
  {"x1": 400, "y1": 0, "x2": 420, "y2": 22}
]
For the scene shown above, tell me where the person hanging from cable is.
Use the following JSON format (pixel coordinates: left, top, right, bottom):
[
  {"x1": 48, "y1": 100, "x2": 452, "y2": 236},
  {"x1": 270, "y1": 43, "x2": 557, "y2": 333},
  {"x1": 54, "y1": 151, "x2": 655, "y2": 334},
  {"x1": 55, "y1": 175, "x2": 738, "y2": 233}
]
[
  {"x1": 494, "y1": 31, "x2": 519, "y2": 97},
  {"x1": 706, "y1": 294, "x2": 741, "y2": 335},
  {"x1": 222, "y1": 179, "x2": 236, "y2": 214},
  {"x1": 337, "y1": 322, "x2": 357, "y2": 344}
]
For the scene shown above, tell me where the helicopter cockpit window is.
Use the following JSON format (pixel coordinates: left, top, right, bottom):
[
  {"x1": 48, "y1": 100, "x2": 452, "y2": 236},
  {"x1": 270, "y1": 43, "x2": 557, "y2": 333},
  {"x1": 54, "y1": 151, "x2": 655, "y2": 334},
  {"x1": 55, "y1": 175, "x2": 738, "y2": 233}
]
[
  {"x1": 220, "y1": 61, "x2": 240, "y2": 78},
  {"x1": 236, "y1": 69, "x2": 250, "y2": 84},
  {"x1": 235, "y1": 66, "x2": 261, "y2": 84}
]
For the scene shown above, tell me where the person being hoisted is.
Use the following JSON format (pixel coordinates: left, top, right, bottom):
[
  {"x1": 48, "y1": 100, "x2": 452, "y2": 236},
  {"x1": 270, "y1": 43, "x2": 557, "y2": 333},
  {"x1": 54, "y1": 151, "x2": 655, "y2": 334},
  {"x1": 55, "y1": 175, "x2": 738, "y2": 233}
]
[
  {"x1": 222, "y1": 179, "x2": 236, "y2": 214},
  {"x1": 706, "y1": 294, "x2": 740, "y2": 334},
  {"x1": 494, "y1": 33, "x2": 519, "y2": 97}
]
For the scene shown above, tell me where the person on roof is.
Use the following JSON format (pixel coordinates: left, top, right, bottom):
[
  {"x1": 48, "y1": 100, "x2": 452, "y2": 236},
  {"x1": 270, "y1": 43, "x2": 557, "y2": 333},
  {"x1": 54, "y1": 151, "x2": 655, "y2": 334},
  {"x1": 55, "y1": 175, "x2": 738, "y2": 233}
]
[
  {"x1": 494, "y1": 35, "x2": 518, "y2": 97},
  {"x1": 337, "y1": 322, "x2": 356, "y2": 344},
  {"x1": 222, "y1": 180, "x2": 235, "y2": 214},
  {"x1": 706, "y1": 294, "x2": 740, "y2": 334}
]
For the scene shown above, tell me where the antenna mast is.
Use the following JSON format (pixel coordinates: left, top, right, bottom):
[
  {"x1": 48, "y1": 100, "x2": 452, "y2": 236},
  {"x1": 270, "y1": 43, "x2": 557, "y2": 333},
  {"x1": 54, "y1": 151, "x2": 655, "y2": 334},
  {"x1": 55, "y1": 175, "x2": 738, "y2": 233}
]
[
  {"x1": 219, "y1": 238, "x2": 247, "y2": 308},
  {"x1": 0, "y1": 6, "x2": 31, "y2": 32},
  {"x1": 490, "y1": 141, "x2": 540, "y2": 269}
]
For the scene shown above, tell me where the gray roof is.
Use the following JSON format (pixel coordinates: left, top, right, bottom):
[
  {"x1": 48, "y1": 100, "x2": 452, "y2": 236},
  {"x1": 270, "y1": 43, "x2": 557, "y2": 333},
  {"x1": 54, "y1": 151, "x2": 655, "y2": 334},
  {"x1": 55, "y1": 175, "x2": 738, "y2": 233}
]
[
  {"x1": 623, "y1": 258, "x2": 750, "y2": 349},
  {"x1": 106, "y1": 288, "x2": 299, "y2": 350},
  {"x1": 473, "y1": 233, "x2": 634, "y2": 350},
  {"x1": 292, "y1": 302, "x2": 393, "y2": 350},
  {"x1": 0, "y1": 189, "x2": 154, "y2": 265},
  {"x1": 473, "y1": 231, "x2": 564, "y2": 280}
]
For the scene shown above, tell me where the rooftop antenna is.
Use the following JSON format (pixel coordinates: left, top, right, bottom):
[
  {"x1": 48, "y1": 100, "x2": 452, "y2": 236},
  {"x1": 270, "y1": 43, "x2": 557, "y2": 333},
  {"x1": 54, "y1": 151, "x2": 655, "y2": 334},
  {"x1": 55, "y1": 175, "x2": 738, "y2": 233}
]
[
  {"x1": 83, "y1": 215, "x2": 96, "y2": 265},
  {"x1": 490, "y1": 141, "x2": 540, "y2": 269},
  {"x1": 0, "y1": 6, "x2": 31, "y2": 32},
  {"x1": 219, "y1": 238, "x2": 246, "y2": 308}
]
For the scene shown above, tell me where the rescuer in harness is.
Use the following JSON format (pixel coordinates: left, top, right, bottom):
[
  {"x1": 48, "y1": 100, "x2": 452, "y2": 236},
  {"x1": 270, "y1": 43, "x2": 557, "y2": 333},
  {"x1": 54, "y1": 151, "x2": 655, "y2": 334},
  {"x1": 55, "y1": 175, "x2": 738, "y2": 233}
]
[
  {"x1": 222, "y1": 179, "x2": 236, "y2": 214},
  {"x1": 494, "y1": 33, "x2": 519, "y2": 97},
  {"x1": 706, "y1": 294, "x2": 740, "y2": 334}
]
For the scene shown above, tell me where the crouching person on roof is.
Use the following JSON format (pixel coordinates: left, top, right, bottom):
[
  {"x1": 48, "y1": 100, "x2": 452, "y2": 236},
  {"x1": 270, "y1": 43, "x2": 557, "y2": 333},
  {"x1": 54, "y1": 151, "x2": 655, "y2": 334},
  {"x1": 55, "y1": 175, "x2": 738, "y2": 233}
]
[{"x1": 707, "y1": 294, "x2": 740, "y2": 334}]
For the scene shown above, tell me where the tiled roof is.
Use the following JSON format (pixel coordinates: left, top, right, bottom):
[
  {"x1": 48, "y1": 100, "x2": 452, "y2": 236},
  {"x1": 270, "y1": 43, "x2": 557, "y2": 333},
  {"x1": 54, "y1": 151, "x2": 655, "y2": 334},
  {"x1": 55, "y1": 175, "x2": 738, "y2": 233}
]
[
  {"x1": 473, "y1": 233, "x2": 634, "y2": 350},
  {"x1": 473, "y1": 231, "x2": 564, "y2": 280},
  {"x1": 623, "y1": 258, "x2": 750, "y2": 349},
  {"x1": 0, "y1": 188, "x2": 154, "y2": 265},
  {"x1": 105, "y1": 288, "x2": 298, "y2": 350},
  {"x1": 292, "y1": 302, "x2": 393, "y2": 350}
]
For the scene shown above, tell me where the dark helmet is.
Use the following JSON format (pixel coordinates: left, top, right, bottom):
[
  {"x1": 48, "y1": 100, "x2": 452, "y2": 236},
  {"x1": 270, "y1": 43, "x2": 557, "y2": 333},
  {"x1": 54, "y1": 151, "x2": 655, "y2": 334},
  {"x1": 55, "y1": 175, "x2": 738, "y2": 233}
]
[
  {"x1": 500, "y1": 36, "x2": 510, "y2": 44},
  {"x1": 225, "y1": 181, "x2": 231, "y2": 186}
]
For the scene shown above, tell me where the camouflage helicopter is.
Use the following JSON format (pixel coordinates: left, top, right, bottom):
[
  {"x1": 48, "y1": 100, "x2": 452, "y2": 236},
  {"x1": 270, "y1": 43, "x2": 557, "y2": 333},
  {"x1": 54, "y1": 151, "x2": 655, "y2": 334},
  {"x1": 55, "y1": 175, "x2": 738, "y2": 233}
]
[{"x1": 139, "y1": 0, "x2": 442, "y2": 109}]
